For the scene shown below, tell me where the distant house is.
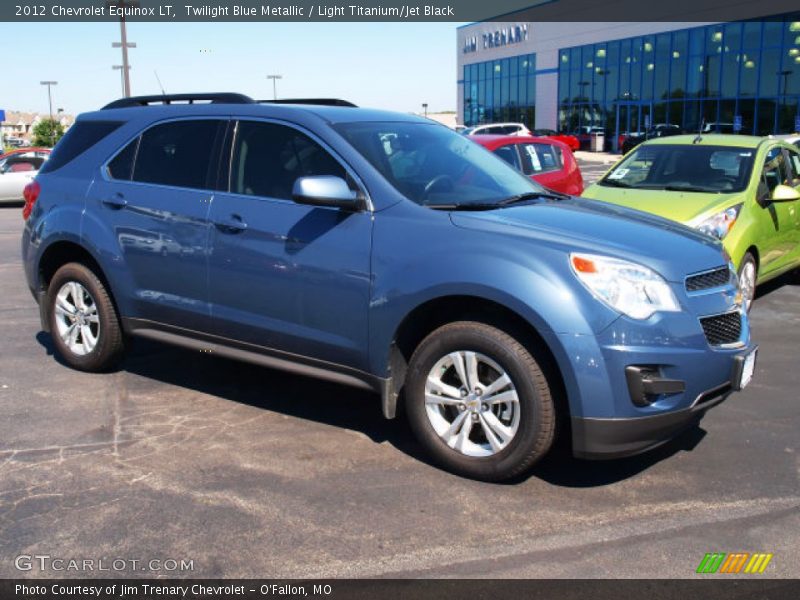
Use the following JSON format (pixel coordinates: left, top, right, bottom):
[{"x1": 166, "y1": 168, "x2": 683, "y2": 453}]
[{"x1": 1, "y1": 110, "x2": 74, "y2": 146}]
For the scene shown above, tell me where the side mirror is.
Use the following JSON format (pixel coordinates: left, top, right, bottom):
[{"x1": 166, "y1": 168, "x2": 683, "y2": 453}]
[
  {"x1": 291, "y1": 176, "x2": 365, "y2": 210},
  {"x1": 771, "y1": 184, "x2": 800, "y2": 202}
]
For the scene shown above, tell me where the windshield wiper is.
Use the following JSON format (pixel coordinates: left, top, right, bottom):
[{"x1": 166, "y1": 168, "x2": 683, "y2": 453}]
[
  {"x1": 662, "y1": 184, "x2": 722, "y2": 193},
  {"x1": 426, "y1": 191, "x2": 568, "y2": 211},
  {"x1": 497, "y1": 191, "x2": 568, "y2": 206},
  {"x1": 599, "y1": 179, "x2": 634, "y2": 188},
  {"x1": 426, "y1": 203, "x2": 500, "y2": 211}
]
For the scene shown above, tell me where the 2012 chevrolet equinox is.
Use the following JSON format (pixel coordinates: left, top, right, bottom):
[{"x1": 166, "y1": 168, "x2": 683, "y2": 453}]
[{"x1": 21, "y1": 94, "x2": 757, "y2": 481}]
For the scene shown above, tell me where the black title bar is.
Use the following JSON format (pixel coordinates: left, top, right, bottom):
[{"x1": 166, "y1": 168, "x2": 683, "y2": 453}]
[{"x1": 1, "y1": 0, "x2": 799, "y2": 22}]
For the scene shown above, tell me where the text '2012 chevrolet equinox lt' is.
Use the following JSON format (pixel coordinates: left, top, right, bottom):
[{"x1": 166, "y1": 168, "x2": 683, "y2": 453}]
[{"x1": 21, "y1": 93, "x2": 757, "y2": 481}]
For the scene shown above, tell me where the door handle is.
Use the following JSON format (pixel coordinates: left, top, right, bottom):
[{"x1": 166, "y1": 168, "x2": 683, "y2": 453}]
[
  {"x1": 102, "y1": 194, "x2": 128, "y2": 209},
  {"x1": 213, "y1": 214, "x2": 247, "y2": 233}
]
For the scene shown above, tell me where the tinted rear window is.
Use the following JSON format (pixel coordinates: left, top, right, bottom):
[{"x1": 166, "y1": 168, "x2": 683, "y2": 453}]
[
  {"x1": 132, "y1": 120, "x2": 220, "y2": 189},
  {"x1": 39, "y1": 121, "x2": 123, "y2": 174},
  {"x1": 107, "y1": 137, "x2": 139, "y2": 181}
]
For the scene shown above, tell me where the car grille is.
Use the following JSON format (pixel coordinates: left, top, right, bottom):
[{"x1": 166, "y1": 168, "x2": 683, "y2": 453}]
[
  {"x1": 686, "y1": 266, "x2": 731, "y2": 292},
  {"x1": 699, "y1": 311, "x2": 742, "y2": 346}
]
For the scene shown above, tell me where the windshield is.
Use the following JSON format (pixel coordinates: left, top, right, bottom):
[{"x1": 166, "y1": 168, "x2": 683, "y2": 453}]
[
  {"x1": 600, "y1": 144, "x2": 755, "y2": 193},
  {"x1": 334, "y1": 121, "x2": 546, "y2": 207}
]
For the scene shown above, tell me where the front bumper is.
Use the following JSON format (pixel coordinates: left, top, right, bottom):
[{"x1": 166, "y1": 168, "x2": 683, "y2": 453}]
[
  {"x1": 568, "y1": 340, "x2": 756, "y2": 459},
  {"x1": 571, "y1": 383, "x2": 728, "y2": 459}
]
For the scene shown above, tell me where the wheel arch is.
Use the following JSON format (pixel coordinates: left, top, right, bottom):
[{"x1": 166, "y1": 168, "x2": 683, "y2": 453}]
[
  {"x1": 37, "y1": 240, "x2": 121, "y2": 332},
  {"x1": 384, "y1": 295, "x2": 569, "y2": 438}
]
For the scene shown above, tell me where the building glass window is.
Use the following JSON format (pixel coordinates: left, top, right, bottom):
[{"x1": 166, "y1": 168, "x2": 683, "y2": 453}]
[
  {"x1": 462, "y1": 54, "x2": 536, "y2": 127},
  {"x1": 467, "y1": 13, "x2": 800, "y2": 136}
]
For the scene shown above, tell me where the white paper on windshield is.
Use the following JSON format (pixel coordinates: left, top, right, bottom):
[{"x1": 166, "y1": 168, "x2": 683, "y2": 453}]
[
  {"x1": 524, "y1": 145, "x2": 543, "y2": 172},
  {"x1": 608, "y1": 168, "x2": 629, "y2": 180}
]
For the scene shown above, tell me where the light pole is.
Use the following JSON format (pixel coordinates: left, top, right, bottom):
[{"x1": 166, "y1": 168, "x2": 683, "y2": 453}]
[
  {"x1": 422, "y1": 103, "x2": 428, "y2": 117},
  {"x1": 108, "y1": 0, "x2": 138, "y2": 97},
  {"x1": 267, "y1": 74, "x2": 283, "y2": 100}
]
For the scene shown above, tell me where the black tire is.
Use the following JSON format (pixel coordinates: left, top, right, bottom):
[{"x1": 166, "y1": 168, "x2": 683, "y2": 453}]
[
  {"x1": 405, "y1": 321, "x2": 555, "y2": 481},
  {"x1": 737, "y1": 252, "x2": 757, "y2": 313},
  {"x1": 46, "y1": 262, "x2": 125, "y2": 372}
]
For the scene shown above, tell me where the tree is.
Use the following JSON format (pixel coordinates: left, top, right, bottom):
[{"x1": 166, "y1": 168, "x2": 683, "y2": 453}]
[{"x1": 32, "y1": 118, "x2": 65, "y2": 147}]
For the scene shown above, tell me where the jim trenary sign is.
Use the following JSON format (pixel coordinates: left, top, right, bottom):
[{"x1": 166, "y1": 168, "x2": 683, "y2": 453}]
[{"x1": 463, "y1": 24, "x2": 529, "y2": 54}]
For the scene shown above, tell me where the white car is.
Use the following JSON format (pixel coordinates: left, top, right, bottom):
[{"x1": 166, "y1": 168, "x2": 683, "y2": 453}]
[
  {"x1": 0, "y1": 154, "x2": 47, "y2": 203},
  {"x1": 772, "y1": 133, "x2": 800, "y2": 151},
  {"x1": 462, "y1": 122, "x2": 532, "y2": 137}
]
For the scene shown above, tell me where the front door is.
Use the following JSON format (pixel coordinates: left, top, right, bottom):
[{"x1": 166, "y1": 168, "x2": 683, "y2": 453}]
[
  {"x1": 755, "y1": 145, "x2": 800, "y2": 277},
  {"x1": 207, "y1": 120, "x2": 373, "y2": 370}
]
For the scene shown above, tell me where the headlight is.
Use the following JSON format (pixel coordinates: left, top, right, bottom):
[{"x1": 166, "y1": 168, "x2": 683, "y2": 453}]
[
  {"x1": 693, "y1": 204, "x2": 742, "y2": 240},
  {"x1": 570, "y1": 253, "x2": 681, "y2": 320}
]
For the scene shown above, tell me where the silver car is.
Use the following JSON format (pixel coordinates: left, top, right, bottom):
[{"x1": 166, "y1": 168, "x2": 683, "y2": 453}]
[{"x1": 0, "y1": 153, "x2": 47, "y2": 203}]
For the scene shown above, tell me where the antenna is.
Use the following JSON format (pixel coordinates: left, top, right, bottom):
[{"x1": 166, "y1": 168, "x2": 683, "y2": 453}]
[{"x1": 154, "y1": 70, "x2": 167, "y2": 96}]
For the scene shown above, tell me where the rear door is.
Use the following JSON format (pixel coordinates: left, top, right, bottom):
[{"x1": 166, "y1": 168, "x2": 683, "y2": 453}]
[
  {"x1": 87, "y1": 118, "x2": 226, "y2": 331},
  {"x1": 206, "y1": 119, "x2": 373, "y2": 370}
]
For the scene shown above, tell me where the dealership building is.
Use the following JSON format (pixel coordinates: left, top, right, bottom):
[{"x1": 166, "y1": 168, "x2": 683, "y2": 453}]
[{"x1": 457, "y1": 13, "x2": 800, "y2": 149}]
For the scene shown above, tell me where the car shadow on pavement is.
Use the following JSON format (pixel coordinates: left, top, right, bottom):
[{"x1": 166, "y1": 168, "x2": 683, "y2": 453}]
[
  {"x1": 754, "y1": 270, "x2": 799, "y2": 303},
  {"x1": 523, "y1": 425, "x2": 707, "y2": 487},
  {"x1": 36, "y1": 332, "x2": 708, "y2": 488}
]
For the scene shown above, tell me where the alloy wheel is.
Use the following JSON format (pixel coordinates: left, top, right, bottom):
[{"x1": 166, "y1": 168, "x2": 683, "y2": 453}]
[
  {"x1": 53, "y1": 281, "x2": 100, "y2": 356},
  {"x1": 424, "y1": 351, "x2": 520, "y2": 457},
  {"x1": 739, "y1": 260, "x2": 756, "y2": 312}
]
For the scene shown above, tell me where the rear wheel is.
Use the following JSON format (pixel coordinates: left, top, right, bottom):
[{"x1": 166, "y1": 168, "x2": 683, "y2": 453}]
[
  {"x1": 405, "y1": 322, "x2": 555, "y2": 481},
  {"x1": 738, "y1": 253, "x2": 757, "y2": 312},
  {"x1": 47, "y1": 263, "x2": 125, "y2": 371}
]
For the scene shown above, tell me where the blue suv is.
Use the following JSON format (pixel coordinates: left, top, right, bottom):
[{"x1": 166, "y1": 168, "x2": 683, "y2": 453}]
[{"x1": 21, "y1": 94, "x2": 757, "y2": 481}]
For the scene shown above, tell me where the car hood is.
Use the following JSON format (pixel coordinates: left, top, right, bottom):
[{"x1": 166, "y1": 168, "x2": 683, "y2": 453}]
[
  {"x1": 449, "y1": 197, "x2": 726, "y2": 283},
  {"x1": 581, "y1": 184, "x2": 745, "y2": 223}
]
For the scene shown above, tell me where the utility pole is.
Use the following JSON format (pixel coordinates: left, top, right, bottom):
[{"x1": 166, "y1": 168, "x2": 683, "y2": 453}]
[
  {"x1": 112, "y1": 65, "x2": 128, "y2": 96},
  {"x1": 40, "y1": 81, "x2": 57, "y2": 122},
  {"x1": 108, "y1": 0, "x2": 138, "y2": 97},
  {"x1": 267, "y1": 74, "x2": 282, "y2": 100}
]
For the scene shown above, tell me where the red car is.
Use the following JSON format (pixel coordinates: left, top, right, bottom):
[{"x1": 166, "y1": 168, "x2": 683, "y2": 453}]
[
  {"x1": 472, "y1": 135, "x2": 584, "y2": 196},
  {"x1": 531, "y1": 129, "x2": 580, "y2": 152},
  {"x1": 0, "y1": 147, "x2": 51, "y2": 161}
]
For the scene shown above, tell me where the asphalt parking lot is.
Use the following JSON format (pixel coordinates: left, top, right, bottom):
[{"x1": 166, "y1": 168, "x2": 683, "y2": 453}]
[{"x1": 1, "y1": 202, "x2": 799, "y2": 579}]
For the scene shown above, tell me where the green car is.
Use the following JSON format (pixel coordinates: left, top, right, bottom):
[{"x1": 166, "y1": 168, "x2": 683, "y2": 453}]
[{"x1": 582, "y1": 134, "x2": 800, "y2": 310}]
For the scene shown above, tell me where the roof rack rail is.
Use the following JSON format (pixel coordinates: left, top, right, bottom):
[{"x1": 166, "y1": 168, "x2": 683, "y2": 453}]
[
  {"x1": 258, "y1": 98, "x2": 357, "y2": 108},
  {"x1": 102, "y1": 93, "x2": 255, "y2": 110}
]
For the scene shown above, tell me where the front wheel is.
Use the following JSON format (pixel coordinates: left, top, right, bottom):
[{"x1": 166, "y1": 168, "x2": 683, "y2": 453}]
[
  {"x1": 738, "y1": 253, "x2": 757, "y2": 313},
  {"x1": 46, "y1": 262, "x2": 125, "y2": 372},
  {"x1": 405, "y1": 322, "x2": 556, "y2": 481}
]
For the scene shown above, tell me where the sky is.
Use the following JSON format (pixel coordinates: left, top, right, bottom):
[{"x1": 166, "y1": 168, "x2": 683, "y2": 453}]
[{"x1": 0, "y1": 21, "x2": 464, "y2": 116}]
